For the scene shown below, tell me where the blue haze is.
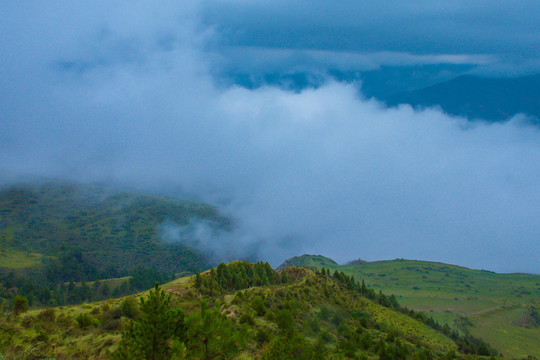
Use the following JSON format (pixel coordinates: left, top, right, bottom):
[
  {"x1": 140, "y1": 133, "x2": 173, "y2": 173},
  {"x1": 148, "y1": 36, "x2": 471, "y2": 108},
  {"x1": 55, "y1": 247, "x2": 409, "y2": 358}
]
[{"x1": 0, "y1": 1, "x2": 539, "y2": 273}]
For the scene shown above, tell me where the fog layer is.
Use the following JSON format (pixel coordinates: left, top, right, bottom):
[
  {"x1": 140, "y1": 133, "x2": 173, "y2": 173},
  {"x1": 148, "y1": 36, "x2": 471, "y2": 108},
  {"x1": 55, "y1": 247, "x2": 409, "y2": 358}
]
[{"x1": 1, "y1": 2, "x2": 539, "y2": 272}]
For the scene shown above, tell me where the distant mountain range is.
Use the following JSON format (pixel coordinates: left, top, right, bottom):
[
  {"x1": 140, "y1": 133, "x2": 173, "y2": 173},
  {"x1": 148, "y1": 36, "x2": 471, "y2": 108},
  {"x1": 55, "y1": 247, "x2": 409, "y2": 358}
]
[{"x1": 385, "y1": 74, "x2": 540, "y2": 122}]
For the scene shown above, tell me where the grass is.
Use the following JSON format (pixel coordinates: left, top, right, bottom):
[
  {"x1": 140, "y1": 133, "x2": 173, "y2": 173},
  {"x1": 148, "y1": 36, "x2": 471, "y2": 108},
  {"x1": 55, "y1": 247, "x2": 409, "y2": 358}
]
[
  {"x1": 0, "y1": 264, "x2": 478, "y2": 359},
  {"x1": 468, "y1": 306, "x2": 540, "y2": 359},
  {"x1": 282, "y1": 255, "x2": 540, "y2": 358},
  {"x1": 0, "y1": 300, "x2": 122, "y2": 359},
  {"x1": 0, "y1": 248, "x2": 43, "y2": 269},
  {"x1": 0, "y1": 225, "x2": 44, "y2": 269},
  {"x1": 360, "y1": 297, "x2": 456, "y2": 352}
]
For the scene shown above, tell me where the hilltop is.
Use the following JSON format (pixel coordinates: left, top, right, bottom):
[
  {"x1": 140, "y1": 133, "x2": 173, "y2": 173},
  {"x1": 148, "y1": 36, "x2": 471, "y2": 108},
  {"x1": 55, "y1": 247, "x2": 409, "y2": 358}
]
[
  {"x1": 276, "y1": 254, "x2": 337, "y2": 271},
  {"x1": 279, "y1": 255, "x2": 540, "y2": 358}
]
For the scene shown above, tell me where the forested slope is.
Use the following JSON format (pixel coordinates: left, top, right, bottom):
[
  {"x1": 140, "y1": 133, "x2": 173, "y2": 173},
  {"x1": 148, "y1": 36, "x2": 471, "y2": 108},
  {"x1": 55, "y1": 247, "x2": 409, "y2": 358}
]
[{"x1": 0, "y1": 180, "x2": 228, "y2": 277}]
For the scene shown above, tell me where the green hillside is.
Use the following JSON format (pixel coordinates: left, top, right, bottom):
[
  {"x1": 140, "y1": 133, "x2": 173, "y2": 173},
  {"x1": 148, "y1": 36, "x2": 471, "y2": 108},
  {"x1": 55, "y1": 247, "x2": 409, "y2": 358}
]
[
  {"x1": 0, "y1": 180, "x2": 228, "y2": 276},
  {"x1": 279, "y1": 255, "x2": 540, "y2": 358},
  {"x1": 0, "y1": 262, "x2": 496, "y2": 359}
]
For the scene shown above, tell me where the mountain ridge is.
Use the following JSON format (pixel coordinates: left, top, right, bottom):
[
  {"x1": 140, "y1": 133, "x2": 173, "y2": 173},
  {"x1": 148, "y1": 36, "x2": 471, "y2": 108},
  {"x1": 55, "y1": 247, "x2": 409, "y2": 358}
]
[{"x1": 386, "y1": 74, "x2": 540, "y2": 122}]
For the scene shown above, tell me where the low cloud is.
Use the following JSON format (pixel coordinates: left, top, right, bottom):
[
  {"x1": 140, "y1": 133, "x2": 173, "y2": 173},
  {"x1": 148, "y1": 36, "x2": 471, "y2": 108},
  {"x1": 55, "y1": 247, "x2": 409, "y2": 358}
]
[
  {"x1": 1, "y1": 2, "x2": 539, "y2": 273},
  {"x1": 215, "y1": 46, "x2": 496, "y2": 77},
  {"x1": 158, "y1": 218, "x2": 291, "y2": 266}
]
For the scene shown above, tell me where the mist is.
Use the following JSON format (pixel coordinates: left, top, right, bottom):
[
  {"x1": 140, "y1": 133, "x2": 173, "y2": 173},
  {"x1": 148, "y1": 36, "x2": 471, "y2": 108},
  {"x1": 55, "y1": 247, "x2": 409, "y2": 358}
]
[{"x1": 1, "y1": 2, "x2": 539, "y2": 273}]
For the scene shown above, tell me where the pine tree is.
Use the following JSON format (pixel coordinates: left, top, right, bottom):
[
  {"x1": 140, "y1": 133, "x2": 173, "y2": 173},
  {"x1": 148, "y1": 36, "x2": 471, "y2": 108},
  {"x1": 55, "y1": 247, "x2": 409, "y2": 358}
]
[
  {"x1": 113, "y1": 284, "x2": 186, "y2": 360},
  {"x1": 280, "y1": 270, "x2": 288, "y2": 284},
  {"x1": 184, "y1": 300, "x2": 247, "y2": 360},
  {"x1": 195, "y1": 272, "x2": 202, "y2": 289},
  {"x1": 361, "y1": 280, "x2": 367, "y2": 296}
]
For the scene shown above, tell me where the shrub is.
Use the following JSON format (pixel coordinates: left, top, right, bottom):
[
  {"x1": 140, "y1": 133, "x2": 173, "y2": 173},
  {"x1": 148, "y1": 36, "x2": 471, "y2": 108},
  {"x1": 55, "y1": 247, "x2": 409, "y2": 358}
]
[
  {"x1": 240, "y1": 312, "x2": 255, "y2": 325},
  {"x1": 12, "y1": 295, "x2": 28, "y2": 315},
  {"x1": 21, "y1": 315, "x2": 34, "y2": 328},
  {"x1": 319, "y1": 306, "x2": 331, "y2": 321},
  {"x1": 38, "y1": 308, "x2": 56, "y2": 323},
  {"x1": 120, "y1": 297, "x2": 140, "y2": 319},
  {"x1": 252, "y1": 296, "x2": 266, "y2": 316},
  {"x1": 255, "y1": 328, "x2": 270, "y2": 345},
  {"x1": 306, "y1": 316, "x2": 320, "y2": 334},
  {"x1": 76, "y1": 313, "x2": 97, "y2": 329},
  {"x1": 103, "y1": 306, "x2": 123, "y2": 322},
  {"x1": 275, "y1": 309, "x2": 294, "y2": 334},
  {"x1": 56, "y1": 313, "x2": 75, "y2": 328}
]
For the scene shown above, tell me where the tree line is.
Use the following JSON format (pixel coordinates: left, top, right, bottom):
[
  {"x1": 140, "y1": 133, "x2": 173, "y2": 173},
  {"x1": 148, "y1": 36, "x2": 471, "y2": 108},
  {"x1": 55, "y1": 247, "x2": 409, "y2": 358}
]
[{"x1": 1, "y1": 264, "x2": 172, "y2": 310}]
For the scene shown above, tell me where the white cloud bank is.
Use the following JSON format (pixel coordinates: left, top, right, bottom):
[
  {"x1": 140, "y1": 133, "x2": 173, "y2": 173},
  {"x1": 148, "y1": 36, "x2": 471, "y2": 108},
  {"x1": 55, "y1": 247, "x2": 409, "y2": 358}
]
[{"x1": 1, "y1": 2, "x2": 539, "y2": 273}]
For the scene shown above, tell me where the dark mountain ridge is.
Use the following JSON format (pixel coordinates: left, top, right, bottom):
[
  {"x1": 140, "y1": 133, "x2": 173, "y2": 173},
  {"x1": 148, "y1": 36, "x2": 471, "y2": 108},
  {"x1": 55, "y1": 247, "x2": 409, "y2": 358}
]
[{"x1": 386, "y1": 74, "x2": 540, "y2": 122}]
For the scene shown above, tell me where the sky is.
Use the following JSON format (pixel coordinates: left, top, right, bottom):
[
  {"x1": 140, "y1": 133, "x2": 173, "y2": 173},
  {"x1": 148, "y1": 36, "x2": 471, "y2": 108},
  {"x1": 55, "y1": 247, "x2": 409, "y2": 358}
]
[{"x1": 1, "y1": 1, "x2": 539, "y2": 273}]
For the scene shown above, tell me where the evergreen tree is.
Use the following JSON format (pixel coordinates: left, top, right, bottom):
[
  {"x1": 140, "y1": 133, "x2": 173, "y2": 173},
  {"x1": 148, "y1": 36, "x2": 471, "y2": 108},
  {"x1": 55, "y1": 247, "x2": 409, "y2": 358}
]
[
  {"x1": 280, "y1": 270, "x2": 288, "y2": 284},
  {"x1": 185, "y1": 300, "x2": 247, "y2": 360},
  {"x1": 113, "y1": 284, "x2": 186, "y2": 360},
  {"x1": 195, "y1": 272, "x2": 202, "y2": 289}
]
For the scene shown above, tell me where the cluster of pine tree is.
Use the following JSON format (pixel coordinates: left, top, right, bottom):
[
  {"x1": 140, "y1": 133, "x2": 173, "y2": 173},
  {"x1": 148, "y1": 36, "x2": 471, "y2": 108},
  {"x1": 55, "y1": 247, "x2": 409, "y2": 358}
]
[
  {"x1": 113, "y1": 284, "x2": 247, "y2": 360},
  {"x1": 194, "y1": 261, "x2": 288, "y2": 295}
]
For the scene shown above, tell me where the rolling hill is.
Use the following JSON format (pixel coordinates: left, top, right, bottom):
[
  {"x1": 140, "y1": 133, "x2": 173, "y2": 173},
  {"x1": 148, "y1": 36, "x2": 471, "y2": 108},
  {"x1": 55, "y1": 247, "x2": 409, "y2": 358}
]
[{"x1": 279, "y1": 255, "x2": 540, "y2": 358}]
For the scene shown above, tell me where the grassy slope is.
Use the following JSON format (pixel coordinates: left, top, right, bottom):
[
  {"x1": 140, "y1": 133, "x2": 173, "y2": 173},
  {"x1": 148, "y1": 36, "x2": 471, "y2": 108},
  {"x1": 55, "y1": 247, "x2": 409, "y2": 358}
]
[
  {"x1": 280, "y1": 255, "x2": 540, "y2": 358},
  {"x1": 0, "y1": 265, "x2": 474, "y2": 360},
  {"x1": 0, "y1": 180, "x2": 228, "y2": 275}
]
